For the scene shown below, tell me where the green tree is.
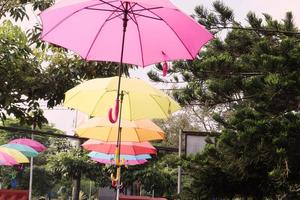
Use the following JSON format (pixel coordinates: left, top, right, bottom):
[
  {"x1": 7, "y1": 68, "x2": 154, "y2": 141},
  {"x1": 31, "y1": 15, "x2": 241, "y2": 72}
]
[
  {"x1": 150, "y1": 1, "x2": 300, "y2": 199},
  {"x1": 121, "y1": 153, "x2": 178, "y2": 198},
  {"x1": 46, "y1": 147, "x2": 110, "y2": 199}
]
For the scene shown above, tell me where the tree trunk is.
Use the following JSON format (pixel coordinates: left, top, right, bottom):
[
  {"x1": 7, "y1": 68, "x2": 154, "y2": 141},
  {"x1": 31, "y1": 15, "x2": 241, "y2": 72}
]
[{"x1": 72, "y1": 174, "x2": 81, "y2": 200}]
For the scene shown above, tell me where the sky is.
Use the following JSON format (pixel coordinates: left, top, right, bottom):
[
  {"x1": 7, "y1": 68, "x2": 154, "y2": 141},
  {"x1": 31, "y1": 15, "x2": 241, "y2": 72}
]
[{"x1": 24, "y1": 0, "x2": 300, "y2": 134}]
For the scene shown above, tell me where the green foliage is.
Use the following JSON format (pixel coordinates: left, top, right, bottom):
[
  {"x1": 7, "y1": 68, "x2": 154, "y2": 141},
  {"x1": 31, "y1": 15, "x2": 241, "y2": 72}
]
[
  {"x1": 149, "y1": 1, "x2": 300, "y2": 199},
  {"x1": 121, "y1": 153, "x2": 178, "y2": 198},
  {"x1": 0, "y1": 0, "x2": 55, "y2": 20},
  {"x1": 0, "y1": 1, "x2": 131, "y2": 126},
  {"x1": 46, "y1": 147, "x2": 109, "y2": 187}
]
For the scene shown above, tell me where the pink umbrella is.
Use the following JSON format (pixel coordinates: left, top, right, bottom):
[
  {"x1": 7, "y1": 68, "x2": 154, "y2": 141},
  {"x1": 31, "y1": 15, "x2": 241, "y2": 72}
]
[
  {"x1": 9, "y1": 139, "x2": 47, "y2": 152},
  {"x1": 91, "y1": 157, "x2": 147, "y2": 166},
  {"x1": 82, "y1": 140, "x2": 156, "y2": 155},
  {"x1": 40, "y1": 0, "x2": 213, "y2": 122},
  {"x1": 0, "y1": 152, "x2": 18, "y2": 166}
]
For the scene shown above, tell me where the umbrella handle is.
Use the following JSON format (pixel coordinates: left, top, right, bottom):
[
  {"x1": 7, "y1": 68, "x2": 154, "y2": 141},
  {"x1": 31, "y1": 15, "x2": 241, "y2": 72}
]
[{"x1": 108, "y1": 99, "x2": 120, "y2": 123}]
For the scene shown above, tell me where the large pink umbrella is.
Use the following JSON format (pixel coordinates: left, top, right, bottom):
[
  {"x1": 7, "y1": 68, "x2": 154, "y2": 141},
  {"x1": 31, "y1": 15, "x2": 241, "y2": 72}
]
[
  {"x1": 0, "y1": 152, "x2": 18, "y2": 166},
  {"x1": 40, "y1": 0, "x2": 213, "y2": 122},
  {"x1": 82, "y1": 140, "x2": 156, "y2": 155},
  {"x1": 9, "y1": 139, "x2": 47, "y2": 152},
  {"x1": 40, "y1": 0, "x2": 212, "y2": 67}
]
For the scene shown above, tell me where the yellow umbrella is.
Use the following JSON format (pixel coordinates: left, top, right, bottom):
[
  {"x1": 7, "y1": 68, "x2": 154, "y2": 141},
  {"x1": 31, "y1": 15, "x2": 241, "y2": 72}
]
[
  {"x1": 0, "y1": 147, "x2": 29, "y2": 163},
  {"x1": 64, "y1": 76, "x2": 181, "y2": 121},
  {"x1": 76, "y1": 117, "x2": 164, "y2": 142},
  {"x1": 65, "y1": 77, "x2": 178, "y2": 192}
]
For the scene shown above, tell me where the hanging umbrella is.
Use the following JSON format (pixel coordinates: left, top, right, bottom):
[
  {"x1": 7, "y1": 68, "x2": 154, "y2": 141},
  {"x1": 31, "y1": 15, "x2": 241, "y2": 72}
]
[
  {"x1": 9, "y1": 138, "x2": 47, "y2": 152},
  {"x1": 0, "y1": 147, "x2": 29, "y2": 163},
  {"x1": 88, "y1": 151, "x2": 151, "y2": 160},
  {"x1": 76, "y1": 117, "x2": 164, "y2": 142},
  {"x1": 69, "y1": 78, "x2": 169, "y2": 198},
  {"x1": 2, "y1": 144, "x2": 39, "y2": 157},
  {"x1": 82, "y1": 140, "x2": 156, "y2": 155},
  {"x1": 8, "y1": 138, "x2": 46, "y2": 200},
  {"x1": 40, "y1": 0, "x2": 212, "y2": 125},
  {"x1": 91, "y1": 157, "x2": 147, "y2": 166},
  {"x1": 64, "y1": 77, "x2": 180, "y2": 120},
  {"x1": 40, "y1": 1, "x2": 212, "y2": 198},
  {"x1": 40, "y1": 0, "x2": 212, "y2": 67},
  {"x1": 0, "y1": 152, "x2": 19, "y2": 166}
]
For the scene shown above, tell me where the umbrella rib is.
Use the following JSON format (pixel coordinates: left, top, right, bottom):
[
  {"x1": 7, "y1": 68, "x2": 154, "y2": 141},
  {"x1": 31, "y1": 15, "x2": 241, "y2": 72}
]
[
  {"x1": 127, "y1": 92, "x2": 134, "y2": 121},
  {"x1": 42, "y1": 1, "x2": 114, "y2": 38},
  {"x1": 136, "y1": 4, "x2": 195, "y2": 59},
  {"x1": 132, "y1": 7, "x2": 163, "y2": 12},
  {"x1": 85, "y1": 8, "x2": 122, "y2": 12},
  {"x1": 135, "y1": 128, "x2": 142, "y2": 142},
  {"x1": 129, "y1": 13, "x2": 162, "y2": 21},
  {"x1": 131, "y1": 9, "x2": 145, "y2": 67},
  {"x1": 149, "y1": 95, "x2": 169, "y2": 118},
  {"x1": 129, "y1": 4, "x2": 163, "y2": 21},
  {"x1": 85, "y1": 5, "x2": 122, "y2": 59},
  {"x1": 105, "y1": 12, "x2": 124, "y2": 22},
  {"x1": 98, "y1": 0, "x2": 123, "y2": 11}
]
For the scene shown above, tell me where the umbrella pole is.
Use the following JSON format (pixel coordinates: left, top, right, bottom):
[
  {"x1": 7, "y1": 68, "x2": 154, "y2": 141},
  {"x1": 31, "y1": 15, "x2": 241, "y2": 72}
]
[
  {"x1": 114, "y1": 3, "x2": 129, "y2": 200},
  {"x1": 115, "y1": 2, "x2": 129, "y2": 107},
  {"x1": 116, "y1": 91, "x2": 124, "y2": 200},
  {"x1": 29, "y1": 127, "x2": 34, "y2": 200}
]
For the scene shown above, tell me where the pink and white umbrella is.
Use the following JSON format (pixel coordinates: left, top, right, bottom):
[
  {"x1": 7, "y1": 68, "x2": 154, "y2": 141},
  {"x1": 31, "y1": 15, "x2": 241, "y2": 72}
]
[{"x1": 9, "y1": 138, "x2": 47, "y2": 152}]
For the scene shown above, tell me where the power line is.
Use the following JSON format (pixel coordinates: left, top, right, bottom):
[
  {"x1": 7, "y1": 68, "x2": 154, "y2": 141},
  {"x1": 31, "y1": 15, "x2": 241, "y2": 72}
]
[{"x1": 0, "y1": 126, "x2": 179, "y2": 152}]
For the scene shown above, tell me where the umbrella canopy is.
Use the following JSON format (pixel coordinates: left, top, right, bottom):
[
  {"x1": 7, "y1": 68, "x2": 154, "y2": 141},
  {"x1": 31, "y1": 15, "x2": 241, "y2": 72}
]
[
  {"x1": 91, "y1": 158, "x2": 147, "y2": 166},
  {"x1": 2, "y1": 144, "x2": 39, "y2": 157},
  {"x1": 64, "y1": 77, "x2": 180, "y2": 120},
  {"x1": 76, "y1": 117, "x2": 164, "y2": 142},
  {"x1": 82, "y1": 140, "x2": 156, "y2": 155},
  {"x1": 40, "y1": 0, "x2": 213, "y2": 67},
  {"x1": 0, "y1": 152, "x2": 18, "y2": 166},
  {"x1": 9, "y1": 138, "x2": 47, "y2": 152},
  {"x1": 0, "y1": 147, "x2": 29, "y2": 163},
  {"x1": 89, "y1": 151, "x2": 151, "y2": 160}
]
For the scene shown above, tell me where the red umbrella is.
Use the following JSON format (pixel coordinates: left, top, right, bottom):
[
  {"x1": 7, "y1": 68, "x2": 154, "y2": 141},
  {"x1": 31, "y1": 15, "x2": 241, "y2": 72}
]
[{"x1": 82, "y1": 140, "x2": 156, "y2": 155}]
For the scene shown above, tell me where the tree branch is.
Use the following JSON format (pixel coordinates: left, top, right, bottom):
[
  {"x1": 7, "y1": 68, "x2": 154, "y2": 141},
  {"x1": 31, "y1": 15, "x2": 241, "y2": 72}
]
[
  {"x1": 0, "y1": 0, "x2": 10, "y2": 17},
  {"x1": 211, "y1": 26, "x2": 300, "y2": 35}
]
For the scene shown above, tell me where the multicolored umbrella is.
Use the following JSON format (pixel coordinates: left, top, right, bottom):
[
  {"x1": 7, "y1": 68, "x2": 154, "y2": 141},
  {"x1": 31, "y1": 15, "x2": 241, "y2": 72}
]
[
  {"x1": 9, "y1": 138, "x2": 47, "y2": 152},
  {"x1": 0, "y1": 147, "x2": 29, "y2": 163},
  {"x1": 91, "y1": 158, "x2": 147, "y2": 166},
  {"x1": 88, "y1": 151, "x2": 151, "y2": 160},
  {"x1": 76, "y1": 117, "x2": 164, "y2": 142},
  {"x1": 82, "y1": 140, "x2": 156, "y2": 155},
  {"x1": 2, "y1": 144, "x2": 39, "y2": 157},
  {"x1": 0, "y1": 152, "x2": 18, "y2": 166}
]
